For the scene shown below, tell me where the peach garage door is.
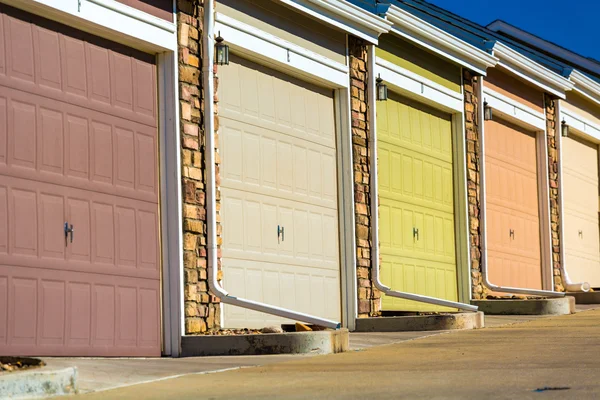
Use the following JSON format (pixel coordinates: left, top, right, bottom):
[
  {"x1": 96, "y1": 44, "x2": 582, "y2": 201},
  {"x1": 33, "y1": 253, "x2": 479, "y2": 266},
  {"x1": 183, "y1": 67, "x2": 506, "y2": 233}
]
[
  {"x1": 484, "y1": 119, "x2": 542, "y2": 290},
  {"x1": 218, "y1": 55, "x2": 341, "y2": 328},
  {"x1": 0, "y1": 6, "x2": 161, "y2": 356},
  {"x1": 562, "y1": 134, "x2": 600, "y2": 287}
]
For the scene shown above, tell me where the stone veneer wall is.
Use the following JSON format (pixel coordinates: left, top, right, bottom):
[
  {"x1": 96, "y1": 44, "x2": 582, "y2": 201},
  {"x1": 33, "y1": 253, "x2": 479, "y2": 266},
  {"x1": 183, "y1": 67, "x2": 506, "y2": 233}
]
[
  {"x1": 545, "y1": 94, "x2": 564, "y2": 292},
  {"x1": 178, "y1": 0, "x2": 222, "y2": 334},
  {"x1": 349, "y1": 36, "x2": 380, "y2": 318},
  {"x1": 463, "y1": 70, "x2": 486, "y2": 299}
]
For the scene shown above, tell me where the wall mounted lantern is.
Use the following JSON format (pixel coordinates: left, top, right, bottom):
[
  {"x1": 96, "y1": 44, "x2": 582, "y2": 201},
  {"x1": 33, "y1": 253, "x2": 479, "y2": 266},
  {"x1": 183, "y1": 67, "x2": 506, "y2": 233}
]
[
  {"x1": 376, "y1": 74, "x2": 388, "y2": 101},
  {"x1": 561, "y1": 119, "x2": 569, "y2": 137},
  {"x1": 215, "y1": 32, "x2": 229, "y2": 66},
  {"x1": 483, "y1": 101, "x2": 493, "y2": 121}
]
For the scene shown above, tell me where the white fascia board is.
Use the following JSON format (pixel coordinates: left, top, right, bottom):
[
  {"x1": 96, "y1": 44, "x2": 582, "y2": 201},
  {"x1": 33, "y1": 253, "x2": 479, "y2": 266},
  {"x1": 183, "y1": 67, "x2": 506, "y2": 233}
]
[
  {"x1": 4, "y1": 0, "x2": 176, "y2": 52},
  {"x1": 216, "y1": 13, "x2": 349, "y2": 88},
  {"x1": 570, "y1": 70, "x2": 600, "y2": 107},
  {"x1": 386, "y1": 5, "x2": 498, "y2": 76},
  {"x1": 492, "y1": 42, "x2": 573, "y2": 99},
  {"x1": 483, "y1": 85, "x2": 546, "y2": 131},
  {"x1": 278, "y1": 0, "x2": 392, "y2": 44},
  {"x1": 488, "y1": 21, "x2": 600, "y2": 77},
  {"x1": 561, "y1": 105, "x2": 600, "y2": 143},
  {"x1": 376, "y1": 56, "x2": 464, "y2": 113}
]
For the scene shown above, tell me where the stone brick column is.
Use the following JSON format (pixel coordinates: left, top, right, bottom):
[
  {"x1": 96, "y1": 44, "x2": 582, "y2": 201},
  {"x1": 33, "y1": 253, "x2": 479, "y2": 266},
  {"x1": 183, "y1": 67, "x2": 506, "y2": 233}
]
[
  {"x1": 463, "y1": 70, "x2": 486, "y2": 299},
  {"x1": 178, "y1": 0, "x2": 221, "y2": 334},
  {"x1": 544, "y1": 94, "x2": 564, "y2": 292},
  {"x1": 349, "y1": 36, "x2": 380, "y2": 317}
]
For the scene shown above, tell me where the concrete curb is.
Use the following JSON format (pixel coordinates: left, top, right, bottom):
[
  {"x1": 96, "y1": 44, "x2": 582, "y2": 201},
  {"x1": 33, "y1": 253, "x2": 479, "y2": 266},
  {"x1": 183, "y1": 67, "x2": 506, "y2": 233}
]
[
  {"x1": 471, "y1": 296, "x2": 576, "y2": 315},
  {"x1": 567, "y1": 292, "x2": 600, "y2": 304},
  {"x1": 354, "y1": 312, "x2": 484, "y2": 332},
  {"x1": 181, "y1": 329, "x2": 349, "y2": 357},
  {"x1": 0, "y1": 366, "x2": 77, "y2": 399}
]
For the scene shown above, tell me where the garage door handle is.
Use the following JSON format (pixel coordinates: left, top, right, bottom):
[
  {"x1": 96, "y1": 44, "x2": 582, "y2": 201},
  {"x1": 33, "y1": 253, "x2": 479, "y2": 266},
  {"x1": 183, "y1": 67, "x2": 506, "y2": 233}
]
[
  {"x1": 278, "y1": 225, "x2": 284, "y2": 243},
  {"x1": 510, "y1": 229, "x2": 514, "y2": 239},
  {"x1": 579, "y1": 230, "x2": 583, "y2": 239},
  {"x1": 64, "y1": 222, "x2": 74, "y2": 245},
  {"x1": 413, "y1": 227, "x2": 419, "y2": 241}
]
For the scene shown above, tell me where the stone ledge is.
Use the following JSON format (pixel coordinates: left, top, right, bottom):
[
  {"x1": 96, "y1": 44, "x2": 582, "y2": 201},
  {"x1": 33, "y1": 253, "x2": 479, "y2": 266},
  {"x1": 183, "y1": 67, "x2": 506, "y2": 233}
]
[
  {"x1": 471, "y1": 296, "x2": 575, "y2": 315},
  {"x1": 181, "y1": 329, "x2": 349, "y2": 357},
  {"x1": 0, "y1": 366, "x2": 77, "y2": 399},
  {"x1": 567, "y1": 292, "x2": 600, "y2": 305},
  {"x1": 354, "y1": 312, "x2": 484, "y2": 332}
]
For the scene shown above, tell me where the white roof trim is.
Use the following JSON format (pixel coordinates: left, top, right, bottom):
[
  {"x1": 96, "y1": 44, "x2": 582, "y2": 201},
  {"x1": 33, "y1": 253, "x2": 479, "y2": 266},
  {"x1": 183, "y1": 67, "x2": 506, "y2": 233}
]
[
  {"x1": 488, "y1": 20, "x2": 600, "y2": 77},
  {"x1": 492, "y1": 42, "x2": 573, "y2": 99},
  {"x1": 569, "y1": 70, "x2": 600, "y2": 106},
  {"x1": 278, "y1": 0, "x2": 392, "y2": 44},
  {"x1": 385, "y1": 5, "x2": 498, "y2": 76}
]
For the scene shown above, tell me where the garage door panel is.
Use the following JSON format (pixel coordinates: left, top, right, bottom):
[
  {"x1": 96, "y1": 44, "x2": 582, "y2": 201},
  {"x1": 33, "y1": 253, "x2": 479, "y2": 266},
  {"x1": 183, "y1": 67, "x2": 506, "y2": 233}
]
[
  {"x1": 10, "y1": 187, "x2": 38, "y2": 257},
  {"x1": 223, "y1": 259, "x2": 340, "y2": 329},
  {"x1": 38, "y1": 279, "x2": 65, "y2": 346},
  {"x1": 380, "y1": 256, "x2": 457, "y2": 312},
  {"x1": 39, "y1": 107, "x2": 64, "y2": 175},
  {"x1": 221, "y1": 119, "x2": 337, "y2": 209},
  {"x1": 61, "y1": 35, "x2": 88, "y2": 99},
  {"x1": 0, "y1": 85, "x2": 158, "y2": 203},
  {"x1": 87, "y1": 44, "x2": 111, "y2": 104},
  {"x1": 39, "y1": 193, "x2": 65, "y2": 260},
  {"x1": 220, "y1": 55, "x2": 335, "y2": 149},
  {"x1": 0, "y1": 265, "x2": 160, "y2": 356},
  {"x1": 0, "y1": 185, "x2": 6, "y2": 254},
  {"x1": 35, "y1": 26, "x2": 61, "y2": 91},
  {"x1": 4, "y1": 15, "x2": 35, "y2": 83}
]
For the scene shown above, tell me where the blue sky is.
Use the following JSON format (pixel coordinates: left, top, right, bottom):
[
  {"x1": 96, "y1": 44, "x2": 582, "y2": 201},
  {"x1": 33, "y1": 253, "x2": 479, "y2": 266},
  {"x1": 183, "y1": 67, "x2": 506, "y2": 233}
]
[{"x1": 425, "y1": 0, "x2": 598, "y2": 61}]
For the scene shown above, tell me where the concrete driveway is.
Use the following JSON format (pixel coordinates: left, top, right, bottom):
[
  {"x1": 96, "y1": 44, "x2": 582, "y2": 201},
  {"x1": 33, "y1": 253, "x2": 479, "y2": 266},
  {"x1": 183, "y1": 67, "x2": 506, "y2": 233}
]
[{"x1": 64, "y1": 308, "x2": 600, "y2": 399}]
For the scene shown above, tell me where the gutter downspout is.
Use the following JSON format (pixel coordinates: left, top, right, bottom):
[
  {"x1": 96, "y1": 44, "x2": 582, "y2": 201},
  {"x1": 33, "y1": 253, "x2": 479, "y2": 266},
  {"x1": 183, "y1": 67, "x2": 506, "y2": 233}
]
[
  {"x1": 202, "y1": 0, "x2": 340, "y2": 329},
  {"x1": 556, "y1": 101, "x2": 590, "y2": 292},
  {"x1": 367, "y1": 45, "x2": 477, "y2": 313},
  {"x1": 478, "y1": 77, "x2": 564, "y2": 297}
]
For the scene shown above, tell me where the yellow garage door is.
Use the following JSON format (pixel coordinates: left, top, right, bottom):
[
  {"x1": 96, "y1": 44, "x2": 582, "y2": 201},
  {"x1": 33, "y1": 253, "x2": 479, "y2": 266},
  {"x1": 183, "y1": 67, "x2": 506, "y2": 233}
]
[
  {"x1": 218, "y1": 55, "x2": 341, "y2": 328},
  {"x1": 378, "y1": 93, "x2": 458, "y2": 311},
  {"x1": 562, "y1": 134, "x2": 600, "y2": 287}
]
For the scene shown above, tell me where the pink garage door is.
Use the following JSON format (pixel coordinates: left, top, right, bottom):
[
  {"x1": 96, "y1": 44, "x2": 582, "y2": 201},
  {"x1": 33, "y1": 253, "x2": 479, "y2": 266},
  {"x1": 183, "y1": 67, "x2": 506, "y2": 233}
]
[{"x1": 0, "y1": 6, "x2": 161, "y2": 356}]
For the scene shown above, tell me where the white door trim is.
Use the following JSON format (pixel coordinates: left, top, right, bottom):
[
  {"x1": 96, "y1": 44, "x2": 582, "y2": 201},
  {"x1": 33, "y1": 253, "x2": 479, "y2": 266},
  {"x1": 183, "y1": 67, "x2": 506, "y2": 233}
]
[
  {"x1": 482, "y1": 86, "x2": 546, "y2": 131},
  {"x1": 375, "y1": 57, "x2": 464, "y2": 113},
  {"x1": 1, "y1": 0, "x2": 176, "y2": 51},
  {"x1": 214, "y1": 12, "x2": 349, "y2": 88},
  {"x1": 3, "y1": 0, "x2": 183, "y2": 356},
  {"x1": 561, "y1": 107, "x2": 600, "y2": 144}
]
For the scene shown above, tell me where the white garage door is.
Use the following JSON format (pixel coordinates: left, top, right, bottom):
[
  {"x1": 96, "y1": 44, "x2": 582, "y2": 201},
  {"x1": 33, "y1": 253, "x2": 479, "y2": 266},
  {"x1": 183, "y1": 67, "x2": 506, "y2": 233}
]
[
  {"x1": 562, "y1": 134, "x2": 600, "y2": 287},
  {"x1": 218, "y1": 55, "x2": 341, "y2": 328}
]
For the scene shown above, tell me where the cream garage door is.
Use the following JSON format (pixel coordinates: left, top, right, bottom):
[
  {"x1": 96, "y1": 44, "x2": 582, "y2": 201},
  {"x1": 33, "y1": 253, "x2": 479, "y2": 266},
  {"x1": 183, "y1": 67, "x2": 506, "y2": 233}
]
[
  {"x1": 562, "y1": 134, "x2": 600, "y2": 287},
  {"x1": 485, "y1": 119, "x2": 542, "y2": 290},
  {"x1": 218, "y1": 55, "x2": 341, "y2": 328},
  {"x1": 377, "y1": 93, "x2": 458, "y2": 312},
  {"x1": 0, "y1": 6, "x2": 161, "y2": 356}
]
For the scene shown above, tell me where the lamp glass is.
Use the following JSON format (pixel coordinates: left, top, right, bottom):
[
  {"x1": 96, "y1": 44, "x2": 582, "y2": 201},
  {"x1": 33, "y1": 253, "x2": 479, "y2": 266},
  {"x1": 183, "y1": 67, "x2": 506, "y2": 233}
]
[
  {"x1": 215, "y1": 35, "x2": 229, "y2": 66},
  {"x1": 561, "y1": 121, "x2": 569, "y2": 137},
  {"x1": 376, "y1": 77, "x2": 388, "y2": 101},
  {"x1": 484, "y1": 103, "x2": 493, "y2": 121}
]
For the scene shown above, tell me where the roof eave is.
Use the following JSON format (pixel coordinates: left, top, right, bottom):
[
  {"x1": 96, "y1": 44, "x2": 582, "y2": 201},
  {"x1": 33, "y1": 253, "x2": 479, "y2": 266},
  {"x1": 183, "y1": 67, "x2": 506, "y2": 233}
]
[
  {"x1": 385, "y1": 5, "x2": 498, "y2": 76},
  {"x1": 492, "y1": 42, "x2": 574, "y2": 99},
  {"x1": 569, "y1": 70, "x2": 600, "y2": 106},
  {"x1": 279, "y1": 0, "x2": 393, "y2": 44}
]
